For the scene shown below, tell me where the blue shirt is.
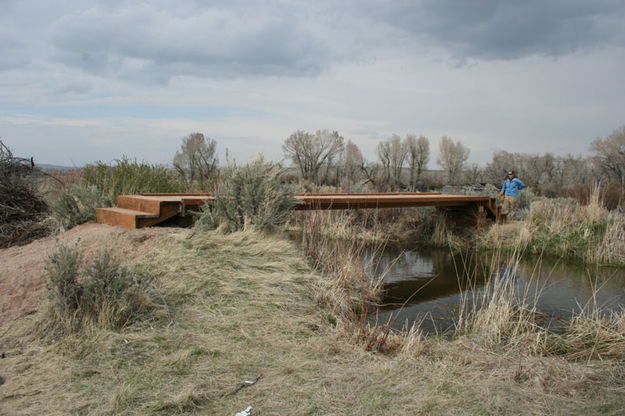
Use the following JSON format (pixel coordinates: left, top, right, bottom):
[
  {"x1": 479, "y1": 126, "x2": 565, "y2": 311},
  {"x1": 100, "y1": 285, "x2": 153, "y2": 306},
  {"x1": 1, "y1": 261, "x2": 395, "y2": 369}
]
[{"x1": 501, "y1": 178, "x2": 525, "y2": 197}]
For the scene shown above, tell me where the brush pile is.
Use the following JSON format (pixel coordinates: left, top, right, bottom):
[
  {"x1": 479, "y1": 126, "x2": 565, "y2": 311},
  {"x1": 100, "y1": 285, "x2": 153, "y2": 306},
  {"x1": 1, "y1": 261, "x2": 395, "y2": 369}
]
[{"x1": 0, "y1": 140, "x2": 50, "y2": 248}]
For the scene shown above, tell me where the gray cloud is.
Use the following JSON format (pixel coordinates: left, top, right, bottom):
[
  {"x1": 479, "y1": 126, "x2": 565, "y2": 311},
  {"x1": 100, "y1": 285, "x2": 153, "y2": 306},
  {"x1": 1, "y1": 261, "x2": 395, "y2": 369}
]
[
  {"x1": 7, "y1": 0, "x2": 622, "y2": 84},
  {"x1": 51, "y1": 2, "x2": 330, "y2": 83},
  {"x1": 366, "y1": 0, "x2": 625, "y2": 60}
]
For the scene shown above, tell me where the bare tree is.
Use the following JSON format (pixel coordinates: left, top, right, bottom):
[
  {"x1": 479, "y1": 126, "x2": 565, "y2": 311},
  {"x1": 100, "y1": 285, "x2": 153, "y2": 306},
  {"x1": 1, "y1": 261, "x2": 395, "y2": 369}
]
[
  {"x1": 561, "y1": 154, "x2": 595, "y2": 186},
  {"x1": 521, "y1": 153, "x2": 561, "y2": 187},
  {"x1": 437, "y1": 136, "x2": 470, "y2": 184},
  {"x1": 485, "y1": 150, "x2": 517, "y2": 184},
  {"x1": 376, "y1": 135, "x2": 407, "y2": 190},
  {"x1": 405, "y1": 134, "x2": 430, "y2": 191},
  {"x1": 283, "y1": 129, "x2": 344, "y2": 185},
  {"x1": 344, "y1": 140, "x2": 364, "y2": 187},
  {"x1": 591, "y1": 126, "x2": 625, "y2": 188},
  {"x1": 173, "y1": 133, "x2": 218, "y2": 190},
  {"x1": 377, "y1": 140, "x2": 392, "y2": 187},
  {"x1": 463, "y1": 163, "x2": 483, "y2": 184}
]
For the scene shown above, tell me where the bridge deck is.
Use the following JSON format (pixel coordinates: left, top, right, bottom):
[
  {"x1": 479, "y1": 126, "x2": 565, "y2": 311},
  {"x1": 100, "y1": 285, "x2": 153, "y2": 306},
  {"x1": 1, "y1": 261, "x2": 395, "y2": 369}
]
[
  {"x1": 294, "y1": 193, "x2": 493, "y2": 209},
  {"x1": 96, "y1": 192, "x2": 501, "y2": 229}
]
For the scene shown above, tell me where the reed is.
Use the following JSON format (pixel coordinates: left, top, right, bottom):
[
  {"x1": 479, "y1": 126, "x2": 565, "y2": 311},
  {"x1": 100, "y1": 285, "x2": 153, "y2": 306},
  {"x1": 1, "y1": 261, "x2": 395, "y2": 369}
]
[
  {"x1": 455, "y1": 248, "x2": 548, "y2": 354},
  {"x1": 82, "y1": 156, "x2": 185, "y2": 201},
  {"x1": 520, "y1": 190, "x2": 625, "y2": 265},
  {"x1": 547, "y1": 301, "x2": 625, "y2": 361},
  {"x1": 300, "y1": 209, "x2": 427, "y2": 353},
  {"x1": 291, "y1": 206, "x2": 440, "y2": 247},
  {"x1": 479, "y1": 186, "x2": 625, "y2": 266}
]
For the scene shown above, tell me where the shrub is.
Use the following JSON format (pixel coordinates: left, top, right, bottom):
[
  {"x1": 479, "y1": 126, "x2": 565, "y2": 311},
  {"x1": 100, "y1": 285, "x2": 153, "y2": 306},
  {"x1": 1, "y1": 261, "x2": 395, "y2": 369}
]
[
  {"x1": 0, "y1": 140, "x2": 50, "y2": 247},
  {"x1": 46, "y1": 245, "x2": 158, "y2": 331},
  {"x1": 196, "y1": 156, "x2": 296, "y2": 232},
  {"x1": 82, "y1": 156, "x2": 185, "y2": 201},
  {"x1": 49, "y1": 184, "x2": 112, "y2": 231}
]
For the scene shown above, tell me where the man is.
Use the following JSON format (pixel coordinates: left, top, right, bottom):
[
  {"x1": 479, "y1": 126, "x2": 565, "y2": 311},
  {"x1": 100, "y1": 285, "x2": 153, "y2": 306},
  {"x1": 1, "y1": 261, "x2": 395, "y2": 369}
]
[{"x1": 500, "y1": 170, "x2": 525, "y2": 220}]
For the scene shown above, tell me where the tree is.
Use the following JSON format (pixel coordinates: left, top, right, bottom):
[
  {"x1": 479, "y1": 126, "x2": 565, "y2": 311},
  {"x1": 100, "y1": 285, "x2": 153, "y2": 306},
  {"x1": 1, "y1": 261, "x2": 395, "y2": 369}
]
[
  {"x1": 173, "y1": 133, "x2": 218, "y2": 190},
  {"x1": 437, "y1": 136, "x2": 470, "y2": 184},
  {"x1": 591, "y1": 126, "x2": 625, "y2": 188},
  {"x1": 484, "y1": 150, "x2": 516, "y2": 184},
  {"x1": 405, "y1": 134, "x2": 430, "y2": 191},
  {"x1": 283, "y1": 130, "x2": 344, "y2": 185},
  {"x1": 560, "y1": 154, "x2": 595, "y2": 186},
  {"x1": 377, "y1": 135, "x2": 407, "y2": 190},
  {"x1": 344, "y1": 140, "x2": 364, "y2": 186},
  {"x1": 463, "y1": 163, "x2": 482, "y2": 184}
]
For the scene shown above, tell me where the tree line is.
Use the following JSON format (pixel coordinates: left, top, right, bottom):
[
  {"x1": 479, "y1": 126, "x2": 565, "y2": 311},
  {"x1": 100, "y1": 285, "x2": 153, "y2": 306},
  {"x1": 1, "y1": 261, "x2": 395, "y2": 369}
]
[{"x1": 172, "y1": 126, "x2": 625, "y2": 197}]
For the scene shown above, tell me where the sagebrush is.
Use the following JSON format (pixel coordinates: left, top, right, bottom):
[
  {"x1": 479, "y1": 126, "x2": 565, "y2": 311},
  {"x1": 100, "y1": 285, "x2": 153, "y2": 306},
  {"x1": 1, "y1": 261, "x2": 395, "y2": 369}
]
[
  {"x1": 195, "y1": 156, "x2": 295, "y2": 232},
  {"x1": 46, "y1": 245, "x2": 160, "y2": 331},
  {"x1": 49, "y1": 184, "x2": 112, "y2": 231}
]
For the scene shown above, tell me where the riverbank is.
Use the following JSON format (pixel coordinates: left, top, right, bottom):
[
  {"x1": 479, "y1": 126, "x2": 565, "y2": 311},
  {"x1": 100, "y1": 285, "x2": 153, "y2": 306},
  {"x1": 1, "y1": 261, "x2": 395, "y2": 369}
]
[
  {"x1": 290, "y1": 193, "x2": 625, "y2": 267},
  {"x1": 1, "y1": 224, "x2": 623, "y2": 414},
  {"x1": 479, "y1": 194, "x2": 625, "y2": 267}
]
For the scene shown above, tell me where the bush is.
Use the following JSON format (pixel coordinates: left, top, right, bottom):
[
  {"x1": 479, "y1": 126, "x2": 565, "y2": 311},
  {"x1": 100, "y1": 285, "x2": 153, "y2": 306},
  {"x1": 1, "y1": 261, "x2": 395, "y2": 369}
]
[
  {"x1": 0, "y1": 140, "x2": 50, "y2": 247},
  {"x1": 49, "y1": 184, "x2": 112, "y2": 231},
  {"x1": 82, "y1": 156, "x2": 185, "y2": 201},
  {"x1": 196, "y1": 156, "x2": 296, "y2": 232},
  {"x1": 46, "y1": 245, "x2": 158, "y2": 331}
]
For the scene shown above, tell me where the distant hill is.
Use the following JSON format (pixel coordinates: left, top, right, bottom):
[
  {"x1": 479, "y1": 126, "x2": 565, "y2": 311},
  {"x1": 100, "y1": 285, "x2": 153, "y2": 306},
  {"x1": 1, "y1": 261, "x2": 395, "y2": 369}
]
[{"x1": 38, "y1": 163, "x2": 81, "y2": 171}]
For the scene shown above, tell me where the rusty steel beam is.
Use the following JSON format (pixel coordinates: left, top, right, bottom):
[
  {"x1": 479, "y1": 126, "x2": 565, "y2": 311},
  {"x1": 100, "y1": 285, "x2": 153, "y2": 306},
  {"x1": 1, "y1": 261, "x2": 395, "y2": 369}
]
[
  {"x1": 97, "y1": 192, "x2": 502, "y2": 229},
  {"x1": 292, "y1": 194, "x2": 493, "y2": 210}
]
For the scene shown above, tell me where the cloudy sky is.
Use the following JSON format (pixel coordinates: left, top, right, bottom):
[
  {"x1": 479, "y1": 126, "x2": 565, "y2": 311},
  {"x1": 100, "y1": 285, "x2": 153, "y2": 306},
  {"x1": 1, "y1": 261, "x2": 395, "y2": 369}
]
[{"x1": 1, "y1": 0, "x2": 624, "y2": 167}]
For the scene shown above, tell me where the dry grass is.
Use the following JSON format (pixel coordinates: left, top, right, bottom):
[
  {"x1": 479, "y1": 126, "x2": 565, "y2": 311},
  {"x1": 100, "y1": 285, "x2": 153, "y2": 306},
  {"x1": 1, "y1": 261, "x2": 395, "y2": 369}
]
[
  {"x1": 290, "y1": 207, "x2": 440, "y2": 248},
  {"x1": 549, "y1": 305, "x2": 625, "y2": 362},
  {"x1": 478, "y1": 187, "x2": 625, "y2": 266},
  {"x1": 455, "y1": 248, "x2": 550, "y2": 358},
  {"x1": 1, "y1": 229, "x2": 624, "y2": 415}
]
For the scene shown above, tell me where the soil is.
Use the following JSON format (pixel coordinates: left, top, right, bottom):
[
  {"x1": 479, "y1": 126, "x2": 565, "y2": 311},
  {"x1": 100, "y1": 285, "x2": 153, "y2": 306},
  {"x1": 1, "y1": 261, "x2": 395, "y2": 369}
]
[{"x1": 0, "y1": 222, "x2": 178, "y2": 325}]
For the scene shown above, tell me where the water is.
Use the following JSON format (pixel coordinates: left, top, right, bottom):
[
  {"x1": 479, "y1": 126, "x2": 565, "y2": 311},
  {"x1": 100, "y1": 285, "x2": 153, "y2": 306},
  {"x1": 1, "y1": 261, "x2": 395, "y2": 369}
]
[{"x1": 367, "y1": 247, "x2": 625, "y2": 334}]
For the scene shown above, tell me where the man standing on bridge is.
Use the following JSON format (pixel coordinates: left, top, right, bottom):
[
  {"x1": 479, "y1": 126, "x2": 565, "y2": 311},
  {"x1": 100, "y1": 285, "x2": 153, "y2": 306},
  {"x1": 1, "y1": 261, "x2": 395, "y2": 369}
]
[{"x1": 500, "y1": 170, "x2": 525, "y2": 220}]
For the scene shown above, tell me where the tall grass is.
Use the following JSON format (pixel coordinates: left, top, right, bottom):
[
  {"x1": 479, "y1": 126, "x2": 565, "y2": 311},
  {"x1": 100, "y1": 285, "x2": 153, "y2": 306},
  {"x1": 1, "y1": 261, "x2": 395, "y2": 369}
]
[
  {"x1": 519, "y1": 188, "x2": 625, "y2": 265},
  {"x1": 553, "y1": 305, "x2": 625, "y2": 361},
  {"x1": 290, "y1": 206, "x2": 440, "y2": 247},
  {"x1": 82, "y1": 156, "x2": 185, "y2": 201},
  {"x1": 452, "y1": 245, "x2": 625, "y2": 362},
  {"x1": 455, "y1": 249, "x2": 547, "y2": 353},
  {"x1": 479, "y1": 187, "x2": 625, "y2": 266},
  {"x1": 300, "y1": 210, "x2": 425, "y2": 353}
]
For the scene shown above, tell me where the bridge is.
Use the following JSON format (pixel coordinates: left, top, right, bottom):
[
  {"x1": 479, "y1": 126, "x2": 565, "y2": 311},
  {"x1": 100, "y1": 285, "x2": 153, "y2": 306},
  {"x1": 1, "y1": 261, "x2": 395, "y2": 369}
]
[{"x1": 96, "y1": 192, "x2": 502, "y2": 229}]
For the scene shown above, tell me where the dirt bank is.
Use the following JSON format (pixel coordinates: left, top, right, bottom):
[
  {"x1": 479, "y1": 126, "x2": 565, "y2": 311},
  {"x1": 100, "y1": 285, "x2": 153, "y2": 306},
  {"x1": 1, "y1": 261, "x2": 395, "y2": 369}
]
[{"x1": 0, "y1": 222, "x2": 177, "y2": 325}]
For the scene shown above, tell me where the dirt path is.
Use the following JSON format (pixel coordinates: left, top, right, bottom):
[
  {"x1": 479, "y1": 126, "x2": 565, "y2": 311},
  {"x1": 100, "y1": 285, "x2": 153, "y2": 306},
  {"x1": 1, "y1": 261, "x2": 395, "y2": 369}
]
[{"x1": 0, "y1": 222, "x2": 179, "y2": 324}]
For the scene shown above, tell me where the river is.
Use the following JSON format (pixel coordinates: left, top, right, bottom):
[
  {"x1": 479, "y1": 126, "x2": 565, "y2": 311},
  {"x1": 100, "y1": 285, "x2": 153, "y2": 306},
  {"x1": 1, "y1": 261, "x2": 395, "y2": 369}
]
[{"x1": 367, "y1": 246, "x2": 625, "y2": 334}]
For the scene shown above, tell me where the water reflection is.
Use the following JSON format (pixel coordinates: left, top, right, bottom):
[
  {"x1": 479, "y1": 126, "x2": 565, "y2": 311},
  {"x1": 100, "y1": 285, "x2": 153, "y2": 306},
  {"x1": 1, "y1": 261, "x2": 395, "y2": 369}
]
[{"x1": 368, "y1": 247, "x2": 625, "y2": 334}]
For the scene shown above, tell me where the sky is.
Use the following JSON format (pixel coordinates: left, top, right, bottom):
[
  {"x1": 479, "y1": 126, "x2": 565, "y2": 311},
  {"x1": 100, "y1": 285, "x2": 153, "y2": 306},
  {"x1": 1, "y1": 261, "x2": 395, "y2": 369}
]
[{"x1": 1, "y1": 0, "x2": 624, "y2": 167}]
